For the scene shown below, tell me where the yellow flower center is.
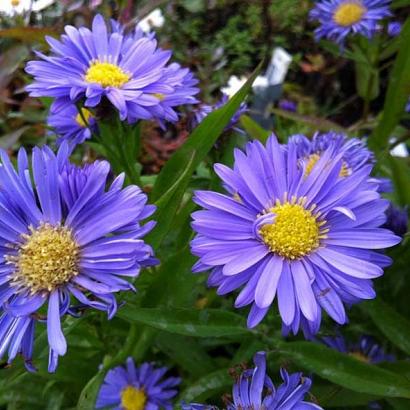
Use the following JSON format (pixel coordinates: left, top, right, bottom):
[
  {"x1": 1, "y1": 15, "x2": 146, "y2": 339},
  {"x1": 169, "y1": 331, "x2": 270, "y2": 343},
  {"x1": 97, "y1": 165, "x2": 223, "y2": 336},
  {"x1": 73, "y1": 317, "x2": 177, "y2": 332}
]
[
  {"x1": 349, "y1": 351, "x2": 369, "y2": 363},
  {"x1": 259, "y1": 199, "x2": 327, "y2": 259},
  {"x1": 121, "y1": 386, "x2": 147, "y2": 410},
  {"x1": 152, "y1": 93, "x2": 165, "y2": 101},
  {"x1": 7, "y1": 224, "x2": 79, "y2": 294},
  {"x1": 333, "y1": 1, "x2": 366, "y2": 26},
  {"x1": 75, "y1": 108, "x2": 93, "y2": 128},
  {"x1": 304, "y1": 153, "x2": 350, "y2": 178},
  {"x1": 11, "y1": 0, "x2": 20, "y2": 6},
  {"x1": 85, "y1": 61, "x2": 130, "y2": 88}
]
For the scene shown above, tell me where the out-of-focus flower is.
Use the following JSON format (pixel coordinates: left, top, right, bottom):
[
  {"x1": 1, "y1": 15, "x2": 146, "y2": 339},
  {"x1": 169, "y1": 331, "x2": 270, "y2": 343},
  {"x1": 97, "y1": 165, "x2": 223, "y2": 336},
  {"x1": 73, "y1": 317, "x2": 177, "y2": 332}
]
[
  {"x1": 48, "y1": 104, "x2": 97, "y2": 149},
  {"x1": 138, "y1": 8, "x2": 165, "y2": 32},
  {"x1": 191, "y1": 134, "x2": 400, "y2": 337},
  {"x1": 384, "y1": 204, "x2": 408, "y2": 237},
  {"x1": 278, "y1": 99, "x2": 297, "y2": 112},
  {"x1": 406, "y1": 98, "x2": 410, "y2": 113},
  {"x1": 387, "y1": 21, "x2": 402, "y2": 37},
  {"x1": 322, "y1": 334, "x2": 395, "y2": 363},
  {"x1": 26, "y1": 14, "x2": 198, "y2": 125},
  {"x1": 287, "y1": 132, "x2": 374, "y2": 178},
  {"x1": 0, "y1": 145, "x2": 156, "y2": 372},
  {"x1": 310, "y1": 0, "x2": 392, "y2": 46},
  {"x1": 221, "y1": 75, "x2": 247, "y2": 98},
  {"x1": 191, "y1": 93, "x2": 248, "y2": 132},
  {"x1": 183, "y1": 352, "x2": 323, "y2": 409},
  {"x1": 1, "y1": 0, "x2": 54, "y2": 14},
  {"x1": 96, "y1": 357, "x2": 180, "y2": 410}
]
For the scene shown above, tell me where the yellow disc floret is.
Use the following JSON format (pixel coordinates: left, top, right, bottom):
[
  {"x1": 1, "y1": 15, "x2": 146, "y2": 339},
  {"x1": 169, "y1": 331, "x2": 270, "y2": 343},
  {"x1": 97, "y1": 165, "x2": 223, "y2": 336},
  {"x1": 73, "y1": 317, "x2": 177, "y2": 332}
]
[
  {"x1": 11, "y1": 0, "x2": 20, "y2": 6},
  {"x1": 121, "y1": 386, "x2": 147, "y2": 410},
  {"x1": 304, "y1": 153, "x2": 351, "y2": 178},
  {"x1": 85, "y1": 61, "x2": 130, "y2": 88},
  {"x1": 259, "y1": 198, "x2": 327, "y2": 259},
  {"x1": 8, "y1": 224, "x2": 79, "y2": 294},
  {"x1": 152, "y1": 93, "x2": 165, "y2": 101},
  {"x1": 75, "y1": 108, "x2": 93, "y2": 128},
  {"x1": 333, "y1": 1, "x2": 366, "y2": 26}
]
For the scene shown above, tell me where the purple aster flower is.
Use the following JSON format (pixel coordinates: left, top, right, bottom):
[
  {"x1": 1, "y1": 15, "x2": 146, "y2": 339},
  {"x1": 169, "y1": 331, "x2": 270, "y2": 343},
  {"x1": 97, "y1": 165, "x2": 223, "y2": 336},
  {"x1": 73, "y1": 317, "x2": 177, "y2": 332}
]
[
  {"x1": 191, "y1": 134, "x2": 400, "y2": 337},
  {"x1": 48, "y1": 104, "x2": 97, "y2": 149},
  {"x1": 406, "y1": 98, "x2": 410, "y2": 113},
  {"x1": 0, "y1": 144, "x2": 156, "y2": 372},
  {"x1": 96, "y1": 357, "x2": 180, "y2": 410},
  {"x1": 192, "y1": 93, "x2": 248, "y2": 133},
  {"x1": 183, "y1": 352, "x2": 323, "y2": 409},
  {"x1": 383, "y1": 204, "x2": 408, "y2": 237},
  {"x1": 25, "y1": 14, "x2": 199, "y2": 125},
  {"x1": 278, "y1": 99, "x2": 297, "y2": 112},
  {"x1": 288, "y1": 132, "x2": 374, "y2": 178},
  {"x1": 387, "y1": 21, "x2": 402, "y2": 37},
  {"x1": 322, "y1": 334, "x2": 395, "y2": 363},
  {"x1": 310, "y1": 0, "x2": 392, "y2": 45}
]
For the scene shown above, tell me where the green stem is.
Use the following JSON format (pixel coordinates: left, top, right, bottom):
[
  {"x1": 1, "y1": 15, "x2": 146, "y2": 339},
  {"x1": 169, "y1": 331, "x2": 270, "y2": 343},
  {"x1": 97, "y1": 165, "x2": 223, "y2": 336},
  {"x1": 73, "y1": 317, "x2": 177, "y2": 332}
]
[{"x1": 132, "y1": 327, "x2": 157, "y2": 361}]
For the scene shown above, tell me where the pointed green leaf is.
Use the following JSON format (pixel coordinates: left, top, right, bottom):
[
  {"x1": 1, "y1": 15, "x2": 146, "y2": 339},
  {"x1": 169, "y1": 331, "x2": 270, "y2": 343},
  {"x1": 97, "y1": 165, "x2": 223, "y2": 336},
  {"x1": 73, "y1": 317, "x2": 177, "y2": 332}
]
[
  {"x1": 146, "y1": 65, "x2": 261, "y2": 249},
  {"x1": 361, "y1": 298, "x2": 410, "y2": 356},
  {"x1": 369, "y1": 17, "x2": 410, "y2": 150},
  {"x1": 278, "y1": 341, "x2": 410, "y2": 398},
  {"x1": 117, "y1": 307, "x2": 249, "y2": 337}
]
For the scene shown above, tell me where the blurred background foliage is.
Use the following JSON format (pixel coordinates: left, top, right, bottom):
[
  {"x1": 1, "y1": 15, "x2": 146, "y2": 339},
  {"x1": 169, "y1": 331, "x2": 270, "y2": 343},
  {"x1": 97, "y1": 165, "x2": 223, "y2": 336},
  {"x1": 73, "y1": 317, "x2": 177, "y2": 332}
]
[{"x1": 1, "y1": 1, "x2": 410, "y2": 409}]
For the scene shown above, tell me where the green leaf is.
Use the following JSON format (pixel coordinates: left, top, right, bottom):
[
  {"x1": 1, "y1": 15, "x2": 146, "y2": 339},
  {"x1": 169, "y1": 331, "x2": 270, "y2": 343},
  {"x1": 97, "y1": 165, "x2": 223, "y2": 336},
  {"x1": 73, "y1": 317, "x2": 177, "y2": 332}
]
[
  {"x1": 76, "y1": 371, "x2": 105, "y2": 410},
  {"x1": 155, "y1": 333, "x2": 216, "y2": 377},
  {"x1": 278, "y1": 341, "x2": 410, "y2": 398},
  {"x1": 386, "y1": 155, "x2": 410, "y2": 206},
  {"x1": 313, "y1": 384, "x2": 380, "y2": 407},
  {"x1": 147, "y1": 65, "x2": 261, "y2": 249},
  {"x1": 355, "y1": 61, "x2": 379, "y2": 101},
  {"x1": 117, "y1": 307, "x2": 249, "y2": 337},
  {"x1": 240, "y1": 114, "x2": 270, "y2": 143},
  {"x1": 361, "y1": 298, "x2": 410, "y2": 356},
  {"x1": 181, "y1": 368, "x2": 232, "y2": 402},
  {"x1": 369, "y1": 18, "x2": 410, "y2": 151}
]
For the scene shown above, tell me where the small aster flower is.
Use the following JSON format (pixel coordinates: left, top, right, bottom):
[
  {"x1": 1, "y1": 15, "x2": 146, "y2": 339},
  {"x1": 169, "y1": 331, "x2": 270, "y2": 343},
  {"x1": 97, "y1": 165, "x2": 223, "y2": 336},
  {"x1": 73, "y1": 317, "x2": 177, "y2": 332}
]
[
  {"x1": 387, "y1": 21, "x2": 402, "y2": 37},
  {"x1": 48, "y1": 104, "x2": 97, "y2": 148},
  {"x1": 406, "y1": 98, "x2": 410, "y2": 113},
  {"x1": 0, "y1": 144, "x2": 156, "y2": 372},
  {"x1": 322, "y1": 334, "x2": 395, "y2": 363},
  {"x1": 288, "y1": 132, "x2": 374, "y2": 178},
  {"x1": 310, "y1": 0, "x2": 392, "y2": 45},
  {"x1": 383, "y1": 204, "x2": 408, "y2": 237},
  {"x1": 96, "y1": 357, "x2": 180, "y2": 410},
  {"x1": 192, "y1": 93, "x2": 248, "y2": 133},
  {"x1": 191, "y1": 134, "x2": 400, "y2": 336},
  {"x1": 183, "y1": 352, "x2": 323, "y2": 409},
  {"x1": 26, "y1": 14, "x2": 198, "y2": 125},
  {"x1": 278, "y1": 99, "x2": 297, "y2": 112}
]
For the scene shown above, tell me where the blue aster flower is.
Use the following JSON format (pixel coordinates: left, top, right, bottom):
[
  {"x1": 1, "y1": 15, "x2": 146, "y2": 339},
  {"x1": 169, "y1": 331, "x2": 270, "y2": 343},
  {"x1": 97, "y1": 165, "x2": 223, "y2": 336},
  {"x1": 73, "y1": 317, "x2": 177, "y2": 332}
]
[
  {"x1": 287, "y1": 132, "x2": 374, "y2": 178},
  {"x1": 0, "y1": 144, "x2": 156, "y2": 372},
  {"x1": 191, "y1": 134, "x2": 400, "y2": 336},
  {"x1": 383, "y1": 204, "x2": 408, "y2": 237},
  {"x1": 25, "y1": 14, "x2": 198, "y2": 125},
  {"x1": 310, "y1": 0, "x2": 392, "y2": 45},
  {"x1": 322, "y1": 334, "x2": 395, "y2": 363},
  {"x1": 48, "y1": 104, "x2": 97, "y2": 148},
  {"x1": 96, "y1": 357, "x2": 180, "y2": 410},
  {"x1": 387, "y1": 21, "x2": 402, "y2": 37},
  {"x1": 278, "y1": 99, "x2": 298, "y2": 112},
  {"x1": 192, "y1": 93, "x2": 248, "y2": 133},
  {"x1": 183, "y1": 352, "x2": 323, "y2": 409}
]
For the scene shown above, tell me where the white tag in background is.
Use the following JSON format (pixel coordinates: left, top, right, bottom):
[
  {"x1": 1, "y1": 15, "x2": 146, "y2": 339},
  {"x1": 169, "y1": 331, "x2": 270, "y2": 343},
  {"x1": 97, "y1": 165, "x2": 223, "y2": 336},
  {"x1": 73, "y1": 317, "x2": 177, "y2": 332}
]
[{"x1": 266, "y1": 47, "x2": 293, "y2": 86}]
